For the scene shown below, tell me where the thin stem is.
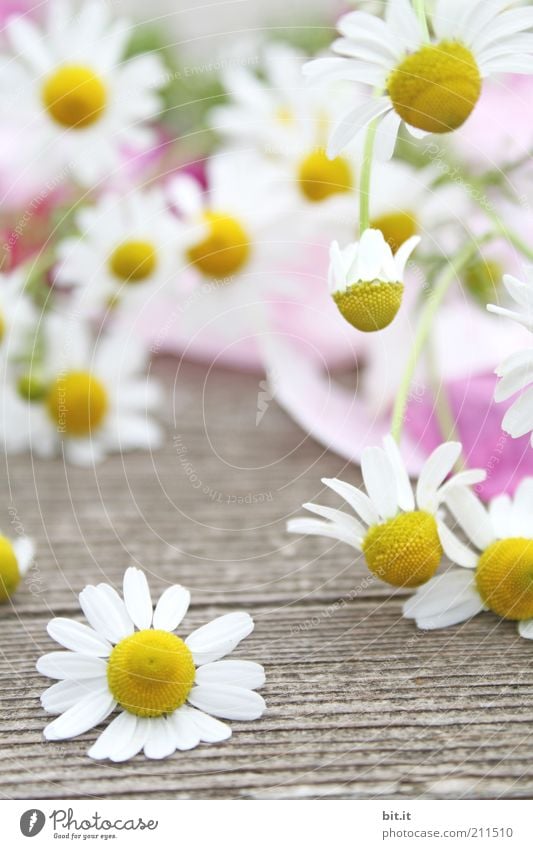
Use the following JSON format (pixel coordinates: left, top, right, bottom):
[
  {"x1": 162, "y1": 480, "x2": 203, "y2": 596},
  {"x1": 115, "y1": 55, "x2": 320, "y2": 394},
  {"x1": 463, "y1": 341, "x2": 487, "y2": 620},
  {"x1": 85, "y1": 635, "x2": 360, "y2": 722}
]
[
  {"x1": 426, "y1": 338, "x2": 465, "y2": 468},
  {"x1": 359, "y1": 117, "x2": 379, "y2": 236},
  {"x1": 413, "y1": 0, "x2": 430, "y2": 40},
  {"x1": 390, "y1": 237, "x2": 492, "y2": 443}
]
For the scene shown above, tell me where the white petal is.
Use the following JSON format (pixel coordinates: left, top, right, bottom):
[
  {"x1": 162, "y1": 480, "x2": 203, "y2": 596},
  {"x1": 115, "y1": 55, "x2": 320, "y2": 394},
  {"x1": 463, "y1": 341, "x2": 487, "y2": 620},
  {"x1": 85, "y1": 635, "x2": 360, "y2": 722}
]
[
  {"x1": 152, "y1": 585, "x2": 190, "y2": 632},
  {"x1": 88, "y1": 711, "x2": 140, "y2": 761},
  {"x1": 373, "y1": 108, "x2": 402, "y2": 161},
  {"x1": 444, "y1": 488, "x2": 495, "y2": 550},
  {"x1": 382, "y1": 435, "x2": 414, "y2": 511},
  {"x1": 302, "y1": 502, "x2": 365, "y2": 542},
  {"x1": 437, "y1": 519, "x2": 478, "y2": 568},
  {"x1": 403, "y1": 570, "x2": 484, "y2": 629},
  {"x1": 361, "y1": 446, "x2": 398, "y2": 520},
  {"x1": 79, "y1": 584, "x2": 134, "y2": 644},
  {"x1": 286, "y1": 518, "x2": 362, "y2": 549},
  {"x1": 489, "y1": 494, "x2": 514, "y2": 538},
  {"x1": 518, "y1": 619, "x2": 533, "y2": 640},
  {"x1": 37, "y1": 652, "x2": 108, "y2": 681},
  {"x1": 188, "y1": 685, "x2": 266, "y2": 721},
  {"x1": 47, "y1": 618, "x2": 112, "y2": 657},
  {"x1": 123, "y1": 567, "x2": 153, "y2": 630},
  {"x1": 416, "y1": 442, "x2": 462, "y2": 512},
  {"x1": 143, "y1": 717, "x2": 177, "y2": 760},
  {"x1": 494, "y1": 351, "x2": 533, "y2": 402},
  {"x1": 322, "y1": 477, "x2": 379, "y2": 526},
  {"x1": 179, "y1": 705, "x2": 231, "y2": 743},
  {"x1": 41, "y1": 678, "x2": 106, "y2": 715},
  {"x1": 186, "y1": 612, "x2": 254, "y2": 665},
  {"x1": 110, "y1": 716, "x2": 151, "y2": 762},
  {"x1": 328, "y1": 99, "x2": 391, "y2": 158},
  {"x1": 502, "y1": 388, "x2": 533, "y2": 438},
  {"x1": 44, "y1": 688, "x2": 116, "y2": 741},
  {"x1": 167, "y1": 707, "x2": 201, "y2": 750},
  {"x1": 195, "y1": 660, "x2": 265, "y2": 690},
  {"x1": 12, "y1": 537, "x2": 34, "y2": 576}
]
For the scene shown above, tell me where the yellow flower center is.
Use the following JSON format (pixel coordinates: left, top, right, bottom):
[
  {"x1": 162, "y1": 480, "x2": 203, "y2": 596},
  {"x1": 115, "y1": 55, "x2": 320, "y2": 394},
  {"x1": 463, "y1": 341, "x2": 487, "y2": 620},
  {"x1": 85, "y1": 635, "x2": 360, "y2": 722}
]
[
  {"x1": 333, "y1": 281, "x2": 403, "y2": 332},
  {"x1": 371, "y1": 211, "x2": 418, "y2": 253},
  {"x1": 187, "y1": 212, "x2": 251, "y2": 279},
  {"x1": 46, "y1": 371, "x2": 108, "y2": 437},
  {"x1": 298, "y1": 149, "x2": 353, "y2": 202},
  {"x1": 0, "y1": 536, "x2": 20, "y2": 603},
  {"x1": 476, "y1": 538, "x2": 533, "y2": 621},
  {"x1": 107, "y1": 629, "x2": 196, "y2": 718},
  {"x1": 17, "y1": 373, "x2": 48, "y2": 403},
  {"x1": 42, "y1": 64, "x2": 107, "y2": 129},
  {"x1": 388, "y1": 41, "x2": 481, "y2": 133},
  {"x1": 363, "y1": 511, "x2": 442, "y2": 588},
  {"x1": 109, "y1": 240, "x2": 158, "y2": 283},
  {"x1": 464, "y1": 258, "x2": 502, "y2": 305}
]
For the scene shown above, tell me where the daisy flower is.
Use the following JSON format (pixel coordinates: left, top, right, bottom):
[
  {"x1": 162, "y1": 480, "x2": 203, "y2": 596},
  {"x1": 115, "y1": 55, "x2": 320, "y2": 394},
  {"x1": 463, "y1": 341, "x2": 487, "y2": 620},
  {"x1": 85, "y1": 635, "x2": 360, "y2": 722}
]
[
  {"x1": 488, "y1": 272, "x2": 533, "y2": 445},
  {"x1": 1, "y1": 0, "x2": 166, "y2": 186},
  {"x1": 0, "y1": 534, "x2": 34, "y2": 603},
  {"x1": 0, "y1": 313, "x2": 162, "y2": 465},
  {"x1": 37, "y1": 567, "x2": 266, "y2": 761},
  {"x1": 287, "y1": 435, "x2": 485, "y2": 588},
  {"x1": 403, "y1": 479, "x2": 533, "y2": 637},
  {"x1": 304, "y1": 0, "x2": 533, "y2": 158},
  {"x1": 167, "y1": 151, "x2": 295, "y2": 336},
  {"x1": 211, "y1": 41, "x2": 361, "y2": 217},
  {"x1": 328, "y1": 228, "x2": 420, "y2": 332},
  {"x1": 55, "y1": 187, "x2": 200, "y2": 315}
]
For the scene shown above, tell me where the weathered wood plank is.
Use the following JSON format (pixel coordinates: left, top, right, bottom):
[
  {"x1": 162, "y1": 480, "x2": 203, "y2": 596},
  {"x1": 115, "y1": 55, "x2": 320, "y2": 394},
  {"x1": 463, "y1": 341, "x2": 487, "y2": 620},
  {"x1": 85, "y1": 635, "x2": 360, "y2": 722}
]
[{"x1": 1, "y1": 358, "x2": 532, "y2": 800}]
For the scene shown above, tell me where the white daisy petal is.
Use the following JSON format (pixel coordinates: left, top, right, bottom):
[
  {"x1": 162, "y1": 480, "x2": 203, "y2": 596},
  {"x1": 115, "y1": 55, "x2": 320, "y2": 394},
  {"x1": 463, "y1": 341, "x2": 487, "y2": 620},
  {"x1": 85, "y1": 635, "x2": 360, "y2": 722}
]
[
  {"x1": 79, "y1": 584, "x2": 134, "y2": 644},
  {"x1": 502, "y1": 387, "x2": 533, "y2": 438},
  {"x1": 444, "y1": 488, "x2": 495, "y2": 550},
  {"x1": 167, "y1": 707, "x2": 201, "y2": 750},
  {"x1": 179, "y1": 705, "x2": 232, "y2": 743},
  {"x1": 361, "y1": 446, "x2": 398, "y2": 520},
  {"x1": 437, "y1": 519, "x2": 478, "y2": 568},
  {"x1": 152, "y1": 585, "x2": 191, "y2": 632},
  {"x1": 188, "y1": 685, "x2": 266, "y2": 721},
  {"x1": 382, "y1": 435, "x2": 415, "y2": 511},
  {"x1": 143, "y1": 717, "x2": 177, "y2": 760},
  {"x1": 185, "y1": 612, "x2": 254, "y2": 665},
  {"x1": 489, "y1": 494, "x2": 513, "y2": 538},
  {"x1": 518, "y1": 619, "x2": 533, "y2": 640},
  {"x1": 328, "y1": 99, "x2": 390, "y2": 158},
  {"x1": 403, "y1": 570, "x2": 484, "y2": 629},
  {"x1": 322, "y1": 478, "x2": 379, "y2": 526},
  {"x1": 302, "y1": 502, "x2": 365, "y2": 541},
  {"x1": 41, "y1": 678, "x2": 107, "y2": 715},
  {"x1": 47, "y1": 618, "x2": 112, "y2": 657},
  {"x1": 123, "y1": 567, "x2": 153, "y2": 630},
  {"x1": 12, "y1": 537, "x2": 34, "y2": 576},
  {"x1": 44, "y1": 688, "x2": 116, "y2": 741},
  {"x1": 195, "y1": 660, "x2": 265, "y2": 690},
  {"x1": 286, "y1": 517, "x2": 362, "y2": 549},
  {"x1": 416, "y1": 442, "x2": 461, "y2": 512},
  {"x1": 373, "y1": 109, "x2": 403, "y2": 161},
  {"x1": 37, "y1": 652, "x2": 108, "y2": 681},
  {"x1": 88, "y1": 711, "x2": 139, "y2": 761}
]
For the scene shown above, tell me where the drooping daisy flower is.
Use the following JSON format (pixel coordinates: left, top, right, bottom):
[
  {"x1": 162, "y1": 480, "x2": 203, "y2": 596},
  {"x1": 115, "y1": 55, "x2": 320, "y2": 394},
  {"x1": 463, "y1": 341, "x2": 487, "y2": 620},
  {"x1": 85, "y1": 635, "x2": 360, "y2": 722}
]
[
  {"x1": 1, "y1": 0, "x2": 166, "y2": 186},
  {"x1": 0, "y1": 313, "x2": 162, "y2": 465},
  {"x1": 0, "y1": 534, "x2": 34, "y2": 603},
  {"x1": 488, "y1": 272, "x2": 533, "y2": 445},
  {"x1": 167, "y1": 151, "x2": 295, "y2": 336},
  {"x1": 55, "y1": 187, "x2": 201, "y2": 314},
  {"x1": 329, "y1": 228, "x2": 420, "y2": 331},
  {"x1": 304, "y1": 0, "x2": 533, "y2": 158},
  {"x1": 37, "y1": 568, "x2": 266, "y2": 760},
  {"x1": 0, "y1": 267, "x2": 37, "y2": 360},
  {"x1": 287, "y1": 435, "x2": 485, "y2": 588},
  {"x1": 403, "y1": 480, "x2": 533, "y2": 637}
]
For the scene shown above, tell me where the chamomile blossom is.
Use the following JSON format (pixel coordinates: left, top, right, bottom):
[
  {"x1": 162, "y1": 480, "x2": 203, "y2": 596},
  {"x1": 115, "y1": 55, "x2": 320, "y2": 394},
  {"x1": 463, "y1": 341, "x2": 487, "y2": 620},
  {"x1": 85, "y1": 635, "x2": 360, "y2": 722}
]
[
  {"x1": 287, "y1": 435, "x2": 485, "y2": 588},
  {"x1": 1, "y1": 0, "x2": 166, "y2": 186},
  {"x1": 488, "y1": 272, "x2": 533, "y2": 444},
  {"x1": 168, "y1": 151, "x2": 295, "y2": 336},
  {"x1": 304, "y1": 0, "x2": 533, "y2": 159},
  {"x1": 403, "y1": 480, "x2": 533, "y2": 637},
  {"x1": 329, "y1": 228, "x2": 420, "y2": 332},
  {"x1": 0, "y1": 534, "x2": 34, "y2": 603},
  {"x1": 37, "y1": 567, "x2": 266, "y2": 761},
  {"x1": 55, "y1": 187, "x2": 200, "y2": 315},
  {"x1": 0, "y1": 313, "x2": 162, "y2": 465}
]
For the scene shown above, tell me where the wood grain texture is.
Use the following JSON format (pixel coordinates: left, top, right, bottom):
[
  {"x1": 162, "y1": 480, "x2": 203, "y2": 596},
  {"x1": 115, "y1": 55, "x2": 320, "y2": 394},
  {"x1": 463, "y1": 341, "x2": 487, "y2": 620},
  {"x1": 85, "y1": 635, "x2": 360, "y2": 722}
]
[{"x1": 1, "y1": 357, "x2": 533, "y2": 800}]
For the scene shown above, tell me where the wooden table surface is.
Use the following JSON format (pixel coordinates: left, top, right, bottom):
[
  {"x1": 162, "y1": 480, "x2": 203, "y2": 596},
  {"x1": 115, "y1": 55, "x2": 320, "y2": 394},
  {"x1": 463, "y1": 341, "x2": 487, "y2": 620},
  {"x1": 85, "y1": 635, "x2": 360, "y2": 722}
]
[{"x1": 1, "y1": 357, "x2": 532, "y2": 800}]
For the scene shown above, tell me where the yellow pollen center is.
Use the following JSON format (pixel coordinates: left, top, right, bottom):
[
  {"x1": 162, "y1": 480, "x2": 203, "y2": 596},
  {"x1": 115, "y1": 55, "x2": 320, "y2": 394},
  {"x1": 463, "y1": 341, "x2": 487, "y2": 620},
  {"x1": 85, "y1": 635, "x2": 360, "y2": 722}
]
[
  {"x1": 333, "y1": 280, "x2": 404, "y2": 332},
  {"x1": 109, "y1": 240, "x2": 158, "y2": 283},
  {"x1": 298, "y1": 149, "x2": 353, "y2": 202},
  {"x1": 387, "y1": 41, "x2": 481, "y2": 133},
  {"x1": 46, "y1": 371, "x2": 108, "y2": 437},
  {"x1": 42, "y1": 65, "x2": 107, "y2": 129},
  {"x1": 107, "y1": 629, "x2": 195, "y2": 717},
  {"x1": 187, "y1": 211, "x2": 251, "y2": 279},
  {"x1": 371, "y1": 211, "x2": 418, "y2": 253},
  {"x1": 0, "y1": 536, "x2": 20, "y2": 603},
  {"x1": 362, "y1": 511, "x2": 442, "y2": 588},
  {"x1": 476, "y1": 538, "x2": 533, "y2": 620}
]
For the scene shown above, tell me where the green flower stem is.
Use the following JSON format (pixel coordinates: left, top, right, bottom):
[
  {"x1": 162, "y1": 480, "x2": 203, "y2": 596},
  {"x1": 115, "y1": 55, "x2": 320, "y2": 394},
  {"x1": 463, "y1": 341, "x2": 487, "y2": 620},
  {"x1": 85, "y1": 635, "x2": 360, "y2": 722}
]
[
  {"x1": 426, "y1": 337, "x2": 465, "y2": 469},
  {"x1": 413, "y1": 0, "x2": 430, "y2": 40},
  {"x1": 390, "y1": 236, "x2": 492, "y2": 443},
  {"x1": 359, "y1": 116, "x2": 379, "y2": 236}
]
